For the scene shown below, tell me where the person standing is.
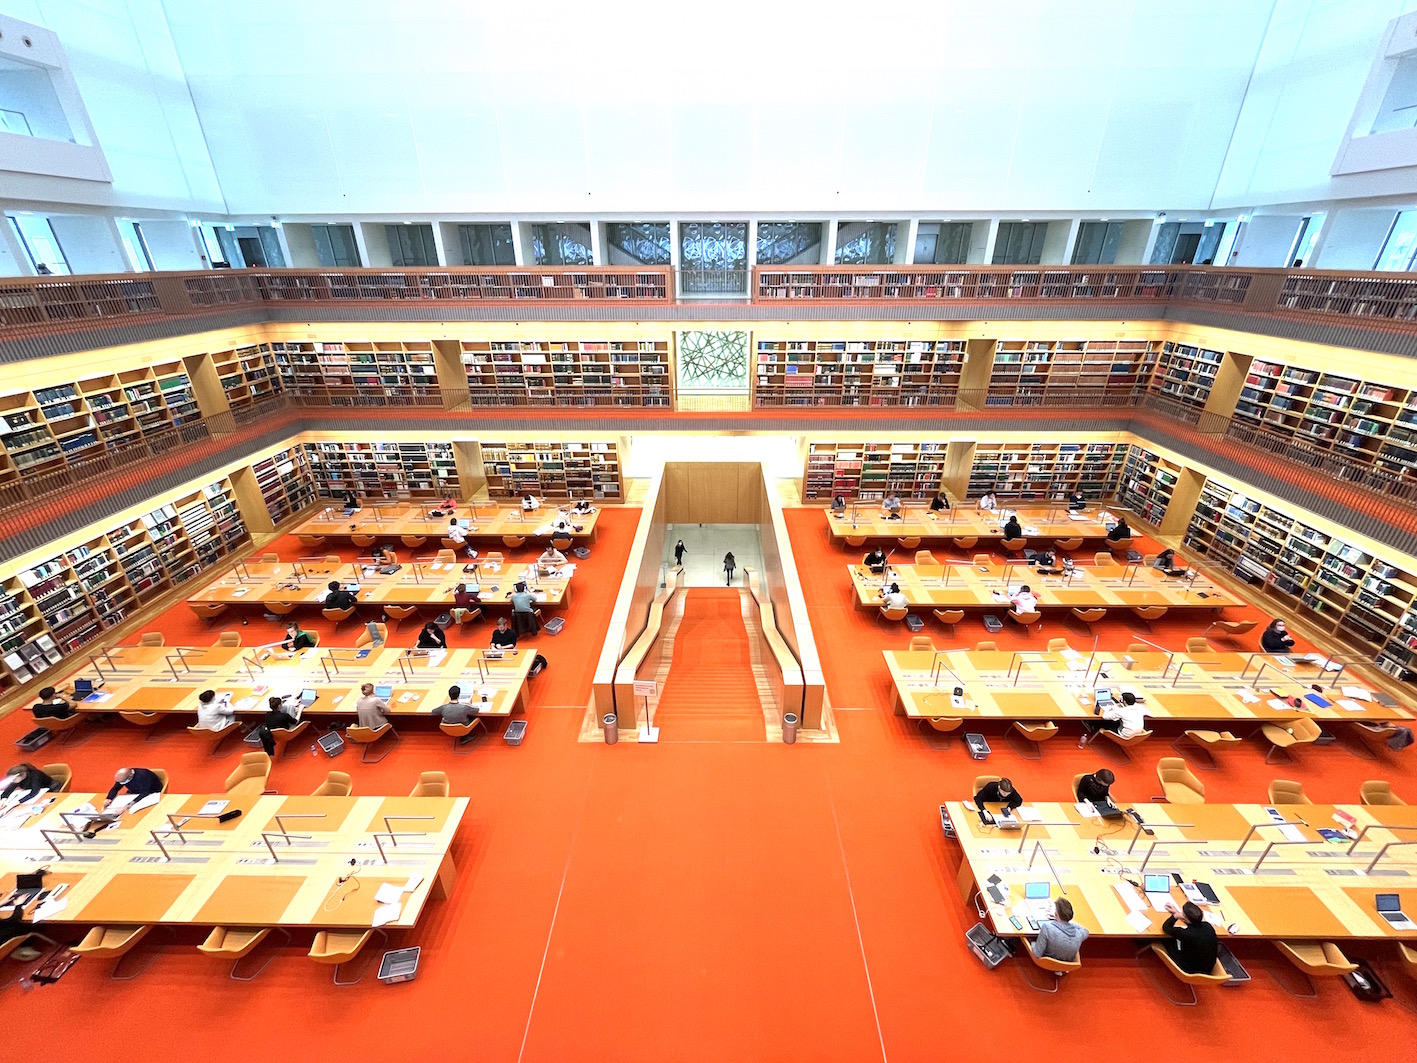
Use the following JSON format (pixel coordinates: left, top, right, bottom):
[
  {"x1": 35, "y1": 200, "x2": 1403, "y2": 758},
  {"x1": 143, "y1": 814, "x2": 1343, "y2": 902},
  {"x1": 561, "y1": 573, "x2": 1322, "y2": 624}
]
[
  {"x1": 674, "y1": 539, "x2": 687, "y2": 567},
  {"x1": 723, "y1": 551, "x2": 736, "y2": 585},
  {"x1": 510, "y1": 582, "x2": 540, "y2": 636}
]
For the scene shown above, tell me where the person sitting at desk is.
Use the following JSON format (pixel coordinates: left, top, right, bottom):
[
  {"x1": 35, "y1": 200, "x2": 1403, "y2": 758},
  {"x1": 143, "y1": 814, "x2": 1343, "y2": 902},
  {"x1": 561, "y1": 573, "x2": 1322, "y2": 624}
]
[
  {"x1": 490, "y1": 616, "x2": 518, "y2": 649},
  {"x1": 439, "y1": 496, "x2": 457, "y2": 513},
  {"x1": 1261, "y1": 618, "x2": 1295, "y2": 654},
  {"x1": 432, "y1": 685, "x2": 482, "y2": 725},
  {"x1": 1032, "y1": 898, "x2": 1089, "y2": 963},
  {"x1": 930, "y1": 491, "x2": 950, "y2": 512},
  {"x1": 881, "y1": 493, "x2": 902, "y2": 518},
  {"x1": 1106, "y1": 517, "x2": 1132, "y2": 543},
  {"x1": 281, "y1": 622, "x2": 317, "y2": 652},
  {"x1": 324, "y1": 580, "x2": 357, "y2": 610},
  {"x1": 355, "y1": 683, "x2": 390, "y2": 729},
  {"x1": 370, "y1": 545, "x2": 399, "y2": 567},
  {"x1": 1153, "y1": 549, "x2": 1185, "y2": 577},
  {"x1": 831, "y1": 494, "x2": 847, "y2": 515},
  {"x1": 1, "y1": 762, "x2": 55, "y2": 799},
  {"x1": 416, "y1": 621, "x2": 447, "y2": 650},
  {"x1": 31, "y1": 686, "x2": 76, "y2": 722},
  {"x1": 977, "y1": 492, "x2": 998, "y2": 512},
  {"x1": 447, "y1": 517, "x2": 467, "y2": 546},
  {"x1": 510, "y1": 582, "x2": 540, "y2": 637},
  {"x1": 973, "y1": 776, "x2": 1023, "y2": 814},
  {"x1": 882, "y1": 583, "x2": 909, "y2": 611},
  {"x1": 104, "y1": 767, "x2": 163, "y2": 808},
  {"x1": 1010, "y1": 584, "x2": 1039, "y2": 614},
  {"x1": 1080, "y1": 691, "x2": 1146, "y2": 747},
  {"x1": 538, "y1": 545, "x2": 567, "y2": 570},
  {"x1": 572, "y1": 498, "x2": 594, "y2": 514},
  {"x1": 194, "y1": 689, "x2": 235, "y2": 732},
  {"x1": 1161, "y1": 901, "x2": 1219, "y2": 975},
  {"x1": 1067, "y1": 490, "x2": 1086, "y2": 512},
  {"x1": 342, "y1": 490, "x2": 361, "y2": 511},
  {"x1": 521, "y1": 493, "x2": 541, "y2": 512},
  {"x1": 1076, "y1": 768, "x2": 1115, "y2": 804},
  {"x1": 452, "y1": 583, "x2": 481, "y2": 624},
  {"x1": 863, "y1": 547, "x2": 888, "y2": 574},
  {"x1": 251, "y1": 696, "x2": 300, "y2": 756},
  {"x1": 1002, "y1": 514, "x2": 1023, "y2": 540}
]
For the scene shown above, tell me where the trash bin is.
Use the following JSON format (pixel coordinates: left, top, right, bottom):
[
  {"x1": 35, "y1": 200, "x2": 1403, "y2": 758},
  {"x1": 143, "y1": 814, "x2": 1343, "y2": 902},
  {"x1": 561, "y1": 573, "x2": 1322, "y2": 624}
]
[
  {"x1": 783, "y1": 712, "x2": 799, "y2": 745},
  {"x1": 602, "y1": 713, "x2": 618, "y2": 745}
]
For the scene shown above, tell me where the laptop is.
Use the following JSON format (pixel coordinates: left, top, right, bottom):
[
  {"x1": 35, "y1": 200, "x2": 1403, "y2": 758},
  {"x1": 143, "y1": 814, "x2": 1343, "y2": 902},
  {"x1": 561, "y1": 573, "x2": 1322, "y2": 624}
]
[
  {"x1": 300, "y1": 688, "x2": 318, "y2": 706},
  {"x1": 1093, "y1": 797, "x2": 1124, "y2": 819},
  {"x1": 374, "y1": 684, "x2": 393, "y2": 698},
  {"x1": 1143, "y1": 874, "x2": 1174, "y2": 912},
  {"x1": 342, "y1": 583, "x2": 361, "y2": 593},
  {"x1": 72, "y1": 678, "x2": 94, "y2": 698},
  {"x1": 1375, "y1": 893, "x2": 1417, "y2": 930},
  {"x1": 1023, "y1": 881, "x2": 1052, "y2": 917}
]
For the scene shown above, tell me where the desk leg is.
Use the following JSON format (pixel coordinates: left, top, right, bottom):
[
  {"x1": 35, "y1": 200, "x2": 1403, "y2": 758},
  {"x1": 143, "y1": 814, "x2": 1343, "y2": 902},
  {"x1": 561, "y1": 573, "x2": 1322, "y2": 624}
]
[
  {"x1": 956, "y1": 860, "x2": 978, "y2": 907},
  {"x1": 892, "y1": 687, "x2": 906, "y2": 717},
  {"x1": 432, "y1": 851, "x2": 457, "y2": 900}
]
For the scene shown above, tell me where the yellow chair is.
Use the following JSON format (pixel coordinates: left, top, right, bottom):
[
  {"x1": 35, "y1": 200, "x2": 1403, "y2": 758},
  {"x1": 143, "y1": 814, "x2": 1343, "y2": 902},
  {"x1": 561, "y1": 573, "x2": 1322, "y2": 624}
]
[
  {"x1": 1093, "y1": 552, "x2": 1120, "y2": 568},
  {"x1": 297, "y1": 535, "x2": 326, "y2": 547},
  {"x1": 1054, "y1": 537, "x2": 1082, "y2": 552},
  {"x1": 198, "y1": 926, "x2": 291, "y2": 981},
  {"x1": 1000, "y1": 537, "x2": 1027, "y2": 555},
  {"x1": 0, "y1": 928, "x2": 58, "y2": 986},
  {"x1": 1173, "y1": 730, "x2": 1241, "y2": 771},
  {"x1": 1259, "y1": 715, "x2": 1322, "y2": 763},
  {"x1": 1155, "y1": 757, "x2": 1205, "y2": 803},
  {"x1": 267, "y1": 720, "x2": 310, "y2": 758},
  {"x1": 1272, "y1": 941, "x2": 1358, "y2": 998},
  {"x1": 484, "y1": 552, "x2": 505, "y2": 566},
  {"x1": 384, "y1": 605, "x2": 419, "y2": 628},
  {"x1": 879, "y1": 606, "x2": 908, "y2": 624},
  {"x1": 73, "y1": 925, "x2": 166, "y2": 980},
  {"x1": 975, "y1": 641, "x2": 998, "y2": 652},
  {"x1": 897, "y1": 536, "x2": 921, "y2": 551},
  {"x1": 309, "y1": 928, "x2": 387, "y2": 985},
  {"x1": 1070, "y1": 607, "x2": 1106, "y2": 632},
  {"x1": 1131, "y1": 606, "x2": 1168, "y2": 630},
  {"x1": 119, "y1": 710, "x2": 165, "y2": 739},
  {"x1": 311, "y1": 770, "x2": 352, "y2": 797},
  {"x1": 922, "y1": 718, "x2": 963, "y2": 748},
  {"x1": 352, "y1": 534, "x2": 377, "y2": 548},
  {"x1": 266, "y1": 602, "x2": 298, "y2": 616},
  {"x1": 355, "y1": 623, "x2": 388, "y2": 648},
  {"x1": 34, "y1": 713, "x2": 84, "y2": 747},
  {"x1": 933, "y1": 608, "x2": 964, "y2": 632},
  {"x1": 1360, "y1": 780, "x2": 1405, "y2": 806},
  {"x1": 1185, "y1": 637, "x2": 1210, "y2": 654},
  {"x1": 1139, "y1": 944, "x2": 1229, "y2": 1006},
  {"x1": 400, "y1": 535, "x2": 427, "y2": 548},
  {"x1": 137, "y1": 632, "x2": 165, "y2": 647},
  {"x1": 1269, "y1": 779, "x2": 1311, "y2": 805},
  {"x1": 1047, "y1": 638, "x2": 1070, "y2": 652},
  {"x1": 224, "y1": 752, "x2": 271, "y2": 794},
  {"x1": 1071, "y1": 773, "x2": 1091, "y2": 801},
  {"x1": 1204, "y1": 619, "x2": 1257, "y2": 642},
  {"x1": 152, "y1": 768, "x2": 170, "y2": 795},
  {"x1": 322, "y1": 606, "x2": 355, "y2": 628},
  {"x1": 1019, "y1": 944, "x2": 1081, "y2": 993},
  {"x1": 409, "y1": 770, "x2": 449, "y2": 797},
  {"x1": 439, "y1": 538, "x2": 461, "y2": 550},
  {"x1": 324, "y1": 554, "x2": 342, "y2": 564},
  {"x1": 971, "y1": 553, "x2": 993, "y2": 567},
  {"x1": 456, "y1": 607, "x2": 484, "y2": 629},
  {"x1": 187, "y1": 721, "x2": 242, "y2": 757},
  {"x1": 441, "y1": 718, "x2": 487, "y2": 751},
  {"x1": 1109, "y1": 536, "x2": 1134, "y2": 553},
  {"x1": 215, "y1": 631, "x2": 242, "y2": 647},
  {"x1": 1009, "y1": 721, "x2": 1058, "y2": 760},
  {"x1": 972, "y1": 774, "x2": 1001, "y2": 795},
  {"x1": 258, "y1": 552, "x2": 280, "y2": 563},
  {"x1": 951, "y1": 536, "x2": 978, "y2": 550},
  {"x1": 435, "y1": 549, "x2": 457, "y2": 563},
  {"x1": 844, "y1": 535, "x2": 867, "y2": 549},
  {"x1": 909, "y1": 636, "x2": 935, "y2": 651},
  {"x1": 189, "y1": 602, "x2": 227, "y2": 624},
  {"x1": 502, "y1": 535, "x2": 527, "y2": 548},
  {"x1": 39, "y1": 762, "x2": 71, "y2": 793},
  {"x1": 915, "y1": 550, "x2": 940, "y2": 566},
  {"x1": 1097, "y1": 728, "x2": 1152, "y2": 763},
  {"x1": 348, "y1": 723, "x2": 399, "y2": 763},
  {"x1": 1008, "y1": 609, "x2": 1041, "y2": 633}
]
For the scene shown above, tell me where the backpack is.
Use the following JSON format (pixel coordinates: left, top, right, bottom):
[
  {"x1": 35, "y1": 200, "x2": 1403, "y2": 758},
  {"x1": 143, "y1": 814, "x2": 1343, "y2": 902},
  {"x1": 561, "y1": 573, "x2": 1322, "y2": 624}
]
[{"x1": 528, "y1": 653, "x2": 549, "y2": 677}]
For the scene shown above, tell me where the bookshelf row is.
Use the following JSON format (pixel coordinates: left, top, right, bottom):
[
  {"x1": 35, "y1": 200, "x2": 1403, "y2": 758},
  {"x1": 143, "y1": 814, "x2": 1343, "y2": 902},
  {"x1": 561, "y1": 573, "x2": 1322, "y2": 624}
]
[
  {"x1": 481, "y1": 441, "x2": 622, "y2": 500},
  {"x1": 1117, "y1": 445, "x2": 1185, "y2": 526},
  {"x1": 0, "y1": 476, "x2": 248, "y2": 693},
  {"x1": 803, "y1": 442, "x2": 950, "y2": 500},
  {"x1": 754, "y1": 340, "x2": 964, "y2": 408},
  {"x1": 304, "y1": 442, "x2": 458, "y2": 500},
  {"x1": 1182, "y1": 474, "x2": 1417, "y2": 678},
  {"x1": 1151, "y1": 342, "x2": 1222, "y2": 411},
  {"x1": 461, "y1": 340, "x2": 672, "y2": 408},
  {"x1": 252, "y1": 446, "x2": 319, "y2": 523},
  {"x1": 272, "y1": 341, "x2": 439, "y2": 406},
  {"x1": 984, "y1": 340, "x2": 1159, "y2": 407},
  {"x1": 965, "y1": 442, "x2": 1128, "y2": 499},
  {"x1": 213, "y1": 345, "x2": 282, "y2": 409},
  {"x1": 0, "y1": 365, "x2": 201, "y2": 488}
]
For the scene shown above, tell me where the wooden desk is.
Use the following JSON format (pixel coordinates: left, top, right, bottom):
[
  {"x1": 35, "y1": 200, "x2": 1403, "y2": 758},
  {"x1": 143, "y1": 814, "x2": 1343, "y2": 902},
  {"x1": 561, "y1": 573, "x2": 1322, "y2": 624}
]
[
  {"x1": 850, "y1": 561, "x2": 1243, "y2": 612},
  {"x1": 68, "y1": 645, "x2": 536, "y2": 720},
  {"x1": 886, "y1": 648, "x2": 1413, "y2": 723},
  {"x1": 0, "y1": 793, "x2": 466, "y2": 929},
  {"x1": 944, "y1": 800, "x2": 1417, "y2": 941},
  {"x1": 187, "y1": 558, "x2": 573, "y2": 612},
  {"x1": 826, "y1": 506, "x2": 1114, "y2": 544},
  {"x1": 294, "y1": 502, "x2": 600, "y2": 542}
]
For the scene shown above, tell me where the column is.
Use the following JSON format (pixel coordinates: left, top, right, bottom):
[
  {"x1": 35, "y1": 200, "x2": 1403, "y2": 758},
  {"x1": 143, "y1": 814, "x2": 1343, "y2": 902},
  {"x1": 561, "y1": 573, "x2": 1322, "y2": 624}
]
[
  {"x1": 956, "y1": 338, "x2": 997, "y2": 411},
  {"x1": 1158, "y1": 468, "x2": 1206, "y2": 538},
  {"x1": 1203, "y1": 352, "x2": 1254, "y2": 423},
  {"x1": 432, "y1": 339, "x2": 471, "y2": 410},
  {"x1": 902, "y1": 219, "x2": 920, "y2": 264},
  {"x1": 943, "y1": 440, "x2": 977, "y2": 501},
  {"x1": 429, "y1": 222, "x2": 450, "y2": 267},
  {"x1": 182, "y1": 354, "x2": 232, "y2": 420},
  {"x1": 228, "y1": 465, "x2": 276, "y2": 534},
  {"x1": 823, "y1": 220, "x2": 838, "y2": 264},
  {"x1": 508, "y1": 220, "x2": 526, "y2": 266},
  {"x1": 979, "y1": 218, "x2": 1001, "y2": 265},
  {"x1": 451, "y1": 440, "x2": 486, "y2": 500},
  {"x1": 589, "y1": 220, "x2": 603, "y2": 265}
]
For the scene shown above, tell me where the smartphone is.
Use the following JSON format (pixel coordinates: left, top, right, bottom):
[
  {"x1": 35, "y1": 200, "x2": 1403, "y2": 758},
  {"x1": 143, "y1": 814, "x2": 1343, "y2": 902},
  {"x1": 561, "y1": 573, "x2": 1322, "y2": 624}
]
[
  {"x1": 1009, "y1": 915, "x2": 1024, "y2": 930},
  {"x1": 1172, "y1": 873, "x2": 1184, "y2": 886}
]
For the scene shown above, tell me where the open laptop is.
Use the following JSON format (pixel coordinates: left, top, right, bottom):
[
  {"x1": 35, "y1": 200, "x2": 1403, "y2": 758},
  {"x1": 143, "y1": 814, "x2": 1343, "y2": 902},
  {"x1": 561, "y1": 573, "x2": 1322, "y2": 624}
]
[
  {"x1": 72, "y1": 677, "x2": 94, "y2": 698},
  {"x1": 373, "y1": 684, "x2": 393, "y2": 698},
  {"x1": 1143, "y1": 874, "x2": 1174, "y2": 912},
  {"x1": 1023, "y1": 881, "x2": 1052, "y2": 918},
  {"x1": 1093, "y1": 797, "x2": 1124, "y2": 819},
  {"x1": 1376, "y1": 893, "x2": 1417, "y2": 930}
]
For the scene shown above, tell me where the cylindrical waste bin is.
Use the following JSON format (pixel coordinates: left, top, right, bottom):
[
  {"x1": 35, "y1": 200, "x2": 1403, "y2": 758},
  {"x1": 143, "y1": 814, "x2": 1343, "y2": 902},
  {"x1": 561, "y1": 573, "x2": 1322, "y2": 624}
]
[
  {"x1": 602, "y1": 713, "x2": 618, "y2": 745},
  {"x1": 783, "y1": 712, "x2": 799, "y2": 745}
]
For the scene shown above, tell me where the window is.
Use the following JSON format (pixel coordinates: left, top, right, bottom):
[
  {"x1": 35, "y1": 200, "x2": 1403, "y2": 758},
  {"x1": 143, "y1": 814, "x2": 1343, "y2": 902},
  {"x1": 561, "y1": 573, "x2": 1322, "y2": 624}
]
[
  {"x1": 1071, "y1": 222, "x2": 1125, "y2": 265},
  {"x1": 914, "y1": 222, "x2": 972, "y2": 265},
  {"x1": 530, "y1": 223, "x2": 593, "y2": 266},
  {"x1": 756, "y1": 222, "x2": 822, "y2": 265},
  {"x1": 117, "y1": 220, "x2": 153, "y2": 271},
  {"x1": 1375, "y1": 210, "x2": 1417, "y2": 271},
  {"x1": 200, "y1": 225, "x2": 228, "y2": 266},
  {"x1": 7, "y1": 214, "x2": 69, "y2": 274},
  {"x1": 1289, "y1": 214, "x2": 1325, "y2": 268},
  {"x1": 605, "y1": 223, "x2": 671, "y2": 265},
  {"x1": 992, "y1": 222, "x2": 1046, "y2": 265},
  {"x1": 680, "y1": 222, "x2": 747, "y2": 293},
  {"x1": 312, "y1": 224, "x2": 361, "y2": 267},
  {"x1": 1372, "y1": 54, "x2": 1417, "y2": 134},
  {"x1": 457, "y1": 224, "x2": 515, "y2": 266},
  {"x1": 385, "y1": 224, "x2": 438, "y2": 267},
  {"x1": 835, "y1": 222, "x2": 896, "y2": 265}
]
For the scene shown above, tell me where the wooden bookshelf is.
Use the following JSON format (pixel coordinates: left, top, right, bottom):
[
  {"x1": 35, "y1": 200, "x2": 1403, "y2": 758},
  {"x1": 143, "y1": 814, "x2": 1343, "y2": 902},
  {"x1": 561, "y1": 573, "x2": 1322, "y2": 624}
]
[
  {"x1": 0, "y1": 474, "x2": 249, "y2": 693},
  {"x1": 460, "y1": 340, "x2": 671, "y2": 408},
  {"x1": 304, "y1": 442, "x2": 458, "y2": 500},
  {"x1": 1150, "y1": 342, "x2": 1222, "y2": 410},
  {"x1": 1117, "y1": 445, "x2": 1183, "y2": 525},
  {"x1": 985, "y1": 339, "x2": 1159, "y2": 406},
  {"x1": 213, "y1": 344, "x2": 282, "y2": 409},
  {"x1": 272, "y1": 341, "x2": 441, "y2": 406},
  {"x1": 802, "y1": 442, "x2": 949, "y2": 501},
  {"x1": 480, "y1": 441, "x2": 622, "y2": 500},
  {"x1": 755, "y1": 339, "x2": 964, "y2": 408},
  {"x1": 966, "y1": 442, "x2": 1127, "y2": 500},
  {"x1": 1183, "y1": 474, "x2": 1417, "y2": 679},
  {"x1": 252, "y1": 446, "x2": 317, "y2": 523}
]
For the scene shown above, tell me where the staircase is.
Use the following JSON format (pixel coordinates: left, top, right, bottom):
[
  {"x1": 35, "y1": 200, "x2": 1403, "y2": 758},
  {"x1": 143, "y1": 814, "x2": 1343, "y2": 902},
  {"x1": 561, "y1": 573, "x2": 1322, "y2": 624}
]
[{"x1": 650, "y1": 588, "x2": 767, "y2": 742}]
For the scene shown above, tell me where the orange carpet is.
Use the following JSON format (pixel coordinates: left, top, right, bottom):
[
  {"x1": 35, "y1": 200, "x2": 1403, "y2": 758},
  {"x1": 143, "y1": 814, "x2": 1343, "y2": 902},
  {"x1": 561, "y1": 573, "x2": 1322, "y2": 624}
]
[
  {"x1": 651, "y1": 589, "x2": 766, "y2": 743},
  {"x1": 2, "y1": 505, "x2": 1416, "y2": 1060}
]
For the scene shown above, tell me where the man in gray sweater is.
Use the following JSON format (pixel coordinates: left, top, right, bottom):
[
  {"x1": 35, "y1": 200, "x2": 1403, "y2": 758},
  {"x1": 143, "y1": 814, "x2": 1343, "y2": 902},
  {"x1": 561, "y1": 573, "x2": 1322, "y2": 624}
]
[
  {"x1": 431, "y1": 685, "x2": 479, "y2": 726},
  {"x1": 1031, "y1": 898, "x2": 1088, "y2": 962}
]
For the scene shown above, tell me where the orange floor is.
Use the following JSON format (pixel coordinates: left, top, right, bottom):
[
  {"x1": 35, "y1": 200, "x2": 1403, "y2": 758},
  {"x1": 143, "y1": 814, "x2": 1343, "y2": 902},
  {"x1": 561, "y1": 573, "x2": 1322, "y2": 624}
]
[
  {"x1": 2, "y1": 505, "x2": 1415, "y2": 1061},
  {"x1": 651, "y1": 588, "x2": 767, "y2": 742}
]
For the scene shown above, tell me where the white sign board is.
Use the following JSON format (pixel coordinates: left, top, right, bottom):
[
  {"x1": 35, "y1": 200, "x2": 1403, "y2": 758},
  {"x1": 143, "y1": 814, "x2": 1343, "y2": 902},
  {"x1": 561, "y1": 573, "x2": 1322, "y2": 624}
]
[{"x1": 633, "y1": 680, "x2": 658, "y2": 697}]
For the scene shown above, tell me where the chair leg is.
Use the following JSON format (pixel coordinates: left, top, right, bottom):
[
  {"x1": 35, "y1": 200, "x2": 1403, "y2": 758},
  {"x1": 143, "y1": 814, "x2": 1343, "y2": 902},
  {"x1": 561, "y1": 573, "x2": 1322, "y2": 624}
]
[
  {"x1": 230, "y1": 928, "x2": 291, "y2": 981},
  {"x1": 1005, "y1": 729, "x2": 1043, "y2": 760},
  {"x1": 331, "y1": 929, "x2": 387, "y2": 986},
  {"x1": 209, "y1": 727, "x2": 245, "y2": 757},
  {"x1": 1135, "y1": 945, "x2": 1197, "y2": 1006},
  {"x1": 1016, "y1": 953, "x2": 1068, "y2": 993},
  {"x1": 1265, "y1": 963, "x2": 1318, "y2": 999},
  {"x1": 110, "y1": 926, "x2": 176, "y2": 981},
  {"x1": 1171, "y1": 735, "x2": 1218, "y2": 771},
  {"x1": 1264, "y1": 744, "x2": 1292, "y2": 765},
  {"x1": 360, "y1": 729, "x2": 400, "y2": 764}
]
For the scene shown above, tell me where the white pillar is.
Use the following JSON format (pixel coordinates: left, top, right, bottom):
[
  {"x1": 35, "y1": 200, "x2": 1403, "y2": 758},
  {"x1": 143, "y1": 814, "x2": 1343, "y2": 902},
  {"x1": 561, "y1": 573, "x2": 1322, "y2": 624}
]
[
  {"x1": 902, "y1": 219, "x2": 920, "y2": 265},
  {"x1": 429, "y1": 221, "x2": 449, "y2": 266},
  {"x1": 746, "y1": 220, "x2": 758, "y2": 268},
  {"x1": 1140, "y1": 219, "x2": 1164, "y2": 265},
  {"x1": 824, "y1": 220, "x2": 839, "y2": 264},
  {"x1": 271, "y1": 223, "x2": 294, "y2": 269},
  {"x1": 589, "y1": 220, "x2": 603, "y2": 265},
  {"x1": 351, "y1": 223, "x2": 374, "y2": 269},
  {"x1": 980, "y1": 218, "x2": 1001, "y2": 265}
]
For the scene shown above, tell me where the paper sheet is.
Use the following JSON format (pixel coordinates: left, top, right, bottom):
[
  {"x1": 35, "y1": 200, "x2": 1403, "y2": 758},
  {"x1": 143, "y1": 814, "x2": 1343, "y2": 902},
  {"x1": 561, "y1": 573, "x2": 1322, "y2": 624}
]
[
  {"x1": 1114, "y1": 882, "x2": 1147, "y2": 914},
  {"x1": 402, "y1": 875, "x2": 422, "y2": 892},
  {"x1": 1279, "y1": 824, "x2": 1307, "y2": 842},
  {"x1": 1075, "y1": 801, "x2": 1098, "y2": 817},
  {"x1": 372, "y1": 901, "x2": 402, "y2": 927},
  {"x1": 1060, "y1": 649, "x2": 1082, "y2": 661},
  {"x1": 129, "y1": 792, "x2": 160, "y2": 813},
  {"x1": 374, "y1": 882, "x2": 404, "y2": 905},
  {"x1": 1017, "y1": 806, "x2": 1043, "y2": 823},
  {"x1": 1341, "y1": 686, "x2": 1372, "y2": 701},
  {"x1": 198, "y1": 799, "x2": 229, "y2": 816},
  {"x1": 1124, "y1": 909, "x2": 1153, "y2": 933},
  {"x1": 1338, "y1": 699, "x2": 1368, "y2": 712},
  {"x1": 32, "y1": 896, "x2": 66, "y2": 922}
]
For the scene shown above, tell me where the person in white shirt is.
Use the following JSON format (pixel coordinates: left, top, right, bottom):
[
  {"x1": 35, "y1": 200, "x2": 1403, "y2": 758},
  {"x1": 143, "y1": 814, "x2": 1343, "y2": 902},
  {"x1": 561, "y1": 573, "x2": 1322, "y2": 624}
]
[
  {"x1": 447, "y1": 518, "x2": 467, "y2": 545},
  {"x1": 882, "y1": 583, "x2": 909, "y2": 610},
  {"x1": 1081, "y1": 691, "x2": 1146, "y2": 746},
  {"x1": 194, "y1": 688, "x2": 235, "y2": 731},
  {"x1": 1010, "y1": 584, "x2": 1039, "y2": 614},
  {"x1": 881, "y1": 493, "x2": 902, "y2": 517},
  {"x1": 521, "y1": 493, "x2": 541, "y2": 512},
  {"x1": 977, "y1": 492, "x2": 998, "y2": 512}
]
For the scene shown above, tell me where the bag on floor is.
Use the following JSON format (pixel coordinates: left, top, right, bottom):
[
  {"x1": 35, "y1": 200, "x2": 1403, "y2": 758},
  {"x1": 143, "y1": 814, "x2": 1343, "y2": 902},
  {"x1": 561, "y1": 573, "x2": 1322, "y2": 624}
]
[
  {"x1": 15, "y1": 727, "x2": 52, "y2": 753},
  {"x1": 1343, "y1": 960, "x2": 1392, "y2": 1002},
  {"x1": 528, "y1": 653, "x2": 549, "y2": 677},
  {"x1": 573, "y1": 547, "x2": 590, "y2": 560}
]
